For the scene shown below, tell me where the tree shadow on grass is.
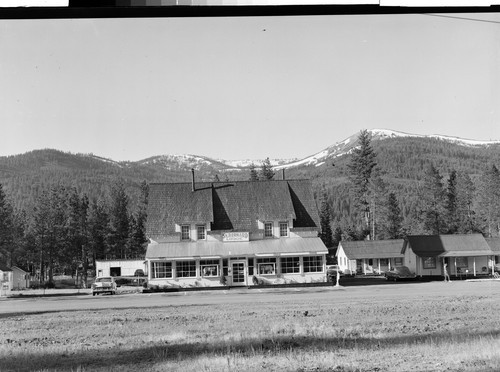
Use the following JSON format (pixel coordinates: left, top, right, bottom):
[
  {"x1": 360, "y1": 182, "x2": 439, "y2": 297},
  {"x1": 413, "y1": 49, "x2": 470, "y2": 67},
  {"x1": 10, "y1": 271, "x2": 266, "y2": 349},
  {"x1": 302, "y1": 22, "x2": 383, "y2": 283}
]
[{"x1": 2, "y1": 328, "x2": 500, "y2": 371}]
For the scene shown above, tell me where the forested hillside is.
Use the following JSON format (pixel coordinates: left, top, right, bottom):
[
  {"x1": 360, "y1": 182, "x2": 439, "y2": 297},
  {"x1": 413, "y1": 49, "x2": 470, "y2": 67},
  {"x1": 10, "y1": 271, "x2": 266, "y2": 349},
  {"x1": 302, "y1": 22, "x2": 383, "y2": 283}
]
[{"x1": 2, "y1": 133, "x2": 500, "y2": 284}]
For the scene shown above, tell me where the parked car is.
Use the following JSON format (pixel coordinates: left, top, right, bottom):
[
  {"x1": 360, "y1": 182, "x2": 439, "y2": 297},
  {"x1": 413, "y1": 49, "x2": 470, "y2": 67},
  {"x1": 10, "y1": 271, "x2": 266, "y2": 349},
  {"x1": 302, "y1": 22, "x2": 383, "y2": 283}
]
[
  {"x1": 326, "y1": 265, "x2": 343, "y2": 282},
  {"x1": 92, "y1": 276, "x2": 117, "y2": 296},
  {"x1": 384, "y1": 266, "x2": 416, "y2": 281}
]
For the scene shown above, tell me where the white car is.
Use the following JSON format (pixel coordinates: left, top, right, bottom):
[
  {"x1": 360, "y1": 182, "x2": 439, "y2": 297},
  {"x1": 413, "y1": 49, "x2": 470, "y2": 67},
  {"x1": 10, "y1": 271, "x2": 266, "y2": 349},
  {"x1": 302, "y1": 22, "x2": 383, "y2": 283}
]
[{"x1": 92, "y1": 276, "x2": 117, "y2": 296}]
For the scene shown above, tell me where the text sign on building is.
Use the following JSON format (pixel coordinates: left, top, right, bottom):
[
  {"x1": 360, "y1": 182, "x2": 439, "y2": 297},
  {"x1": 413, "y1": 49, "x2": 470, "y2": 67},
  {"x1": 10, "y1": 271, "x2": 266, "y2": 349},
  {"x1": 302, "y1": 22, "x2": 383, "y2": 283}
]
[{"x1": 222, "y1": 232, "x2": 249, "y2": 242}]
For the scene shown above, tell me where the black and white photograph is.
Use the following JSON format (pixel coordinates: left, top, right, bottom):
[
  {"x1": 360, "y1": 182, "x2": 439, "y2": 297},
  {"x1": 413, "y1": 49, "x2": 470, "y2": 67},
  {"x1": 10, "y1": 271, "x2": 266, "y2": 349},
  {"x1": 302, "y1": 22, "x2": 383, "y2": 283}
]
[{"x1": 1, "y1": 3, "x2": 500, "y2": 371}]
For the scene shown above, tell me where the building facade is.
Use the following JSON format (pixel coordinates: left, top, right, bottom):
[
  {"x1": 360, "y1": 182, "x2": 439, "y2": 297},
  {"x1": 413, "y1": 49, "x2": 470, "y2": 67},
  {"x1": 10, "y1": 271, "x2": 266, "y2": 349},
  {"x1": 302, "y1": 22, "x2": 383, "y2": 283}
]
[
  {"x1": 336, "y1": 239, "x2": 405, "y2": 275},
  {"x1": 145, "y1": 178, "x2": 328, "y2": 288},
  {"x1": 402, "y1": 234, "x2": 495, "y2": 278}
]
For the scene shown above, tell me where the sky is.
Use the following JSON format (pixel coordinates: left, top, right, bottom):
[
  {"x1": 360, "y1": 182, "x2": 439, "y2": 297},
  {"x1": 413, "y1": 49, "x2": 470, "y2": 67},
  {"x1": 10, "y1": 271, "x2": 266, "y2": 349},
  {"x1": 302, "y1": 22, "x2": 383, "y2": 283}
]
[{"x1": 1, "y1": 11, "x2": 500, "y2": 162}]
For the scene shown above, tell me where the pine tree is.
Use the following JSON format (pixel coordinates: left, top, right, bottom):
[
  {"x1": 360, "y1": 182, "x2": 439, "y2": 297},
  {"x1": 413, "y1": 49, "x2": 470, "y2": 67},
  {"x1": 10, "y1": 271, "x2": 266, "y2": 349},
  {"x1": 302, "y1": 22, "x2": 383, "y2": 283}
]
[
  {"x1": 249, "y1": 163, "x2": 259, "y2": 181},
  {"x1": 477, "y1": 165, "x2": 500, "y2": 237},
  {"x1": 88, "y1": 198, "x2": 110, "y2": 263},
  {"x1": 0, "y1": 184, "x2": 15, "y2": 266},
  {"x1": 128, "y1": 181, "x2": 149, "y2": 258},
  {"x1": 319, "y1": 191, "x2": 333, "y2": 248},
  {"x1": 368, "y1": 167, "x2": 387, "y2": 240},
  {"x1": 385, "y1": 192, "x2": 403, "y2": 239},
  {"x1": 260, "y1": 158, "x2": 275, "y2": 180},
  {"x1": 455, "y1": 172, "x2": 476, "y2": 233},
  {"x1": 108, "y1": 181, "x2": 130, "y2": 259},
  {"x1": 347, "y1": 130, "x2": 377, "y2": 230},
  {"x1": 445, "y1": 170, "x2": 459, "y2": 234},
  {"x1": 420, "y1": 164, "x2": 446, "y2": 234}
]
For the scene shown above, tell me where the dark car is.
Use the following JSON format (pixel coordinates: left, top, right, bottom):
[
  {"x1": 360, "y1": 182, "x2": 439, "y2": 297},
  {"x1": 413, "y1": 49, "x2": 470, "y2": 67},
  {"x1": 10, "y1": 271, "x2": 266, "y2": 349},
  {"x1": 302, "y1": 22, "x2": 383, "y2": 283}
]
[
  {"x1": 326, "y1": 265, "x2": 343, "y2": 282},
  {"x1": 384, "y1": 266, "x2": 416, "y2": 281}
]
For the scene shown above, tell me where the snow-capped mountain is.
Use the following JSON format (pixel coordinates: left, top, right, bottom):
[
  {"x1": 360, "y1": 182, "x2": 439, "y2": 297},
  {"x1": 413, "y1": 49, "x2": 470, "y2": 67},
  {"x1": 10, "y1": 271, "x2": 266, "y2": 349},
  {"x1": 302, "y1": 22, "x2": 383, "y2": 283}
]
[{"x1": 274, "y1": 129, "x2": 500, "y2": 170}]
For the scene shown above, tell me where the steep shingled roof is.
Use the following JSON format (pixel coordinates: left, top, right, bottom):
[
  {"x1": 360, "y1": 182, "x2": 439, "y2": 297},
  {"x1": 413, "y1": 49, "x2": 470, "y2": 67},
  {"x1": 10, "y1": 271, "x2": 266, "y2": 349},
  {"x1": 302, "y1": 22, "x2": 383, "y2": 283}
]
[
  {"x1": 403, "y1": 234, "x2": 493, "y2": 257},
  {"x1": 146, "y1": 179, "x2": 319, "y2": 241},
  {"x1": 485, "y1": 237, "x2": 500, "y2": 254},
  {"x1": 337, "y1": 239, "x2": 405, "y2": 259}
]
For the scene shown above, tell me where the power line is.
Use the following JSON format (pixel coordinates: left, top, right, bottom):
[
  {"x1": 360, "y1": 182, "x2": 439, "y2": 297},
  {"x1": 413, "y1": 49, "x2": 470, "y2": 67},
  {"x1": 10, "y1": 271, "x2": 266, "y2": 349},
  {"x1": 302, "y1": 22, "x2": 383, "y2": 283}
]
[{"x1": 421, "y1": 13, "x2": 500, "y2": 25}]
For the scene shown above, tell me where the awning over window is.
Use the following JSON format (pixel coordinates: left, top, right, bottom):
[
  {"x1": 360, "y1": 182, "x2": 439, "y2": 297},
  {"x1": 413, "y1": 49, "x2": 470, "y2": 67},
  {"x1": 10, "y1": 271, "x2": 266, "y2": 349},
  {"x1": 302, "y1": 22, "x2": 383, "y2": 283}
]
[{"x1": 146, "y1": 237, "x2": 327, "y2": 260}]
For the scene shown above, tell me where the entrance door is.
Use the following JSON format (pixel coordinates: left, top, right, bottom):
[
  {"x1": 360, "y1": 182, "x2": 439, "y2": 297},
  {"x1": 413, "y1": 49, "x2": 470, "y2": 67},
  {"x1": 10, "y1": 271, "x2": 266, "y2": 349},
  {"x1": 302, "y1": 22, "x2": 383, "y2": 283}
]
[{"x1": 231, "y1": 261, "x2": 246, "y2": 286}]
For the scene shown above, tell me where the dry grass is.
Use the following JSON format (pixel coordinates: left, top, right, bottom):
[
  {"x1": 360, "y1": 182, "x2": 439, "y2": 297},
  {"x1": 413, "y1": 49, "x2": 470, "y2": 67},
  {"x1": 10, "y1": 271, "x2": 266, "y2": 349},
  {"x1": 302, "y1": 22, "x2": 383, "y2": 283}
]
[{"x1": 1, "y1": 284, "x2": 500, "y2": 372}]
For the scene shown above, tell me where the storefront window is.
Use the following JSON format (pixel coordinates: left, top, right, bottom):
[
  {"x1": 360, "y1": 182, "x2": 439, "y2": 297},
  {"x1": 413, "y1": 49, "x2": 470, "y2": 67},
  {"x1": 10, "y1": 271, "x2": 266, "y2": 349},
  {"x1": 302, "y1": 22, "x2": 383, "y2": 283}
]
[
  {"x1": 280, "y1": 257, "x2": 300, "y2": 273},
  {"x1": 151, "y1": 262, "x2": 172, "y2": 279},
  {"x1": 304, "y1": 256, "x2": 323, "y2": 273},
  {"x1": 176, "y1": 261, "x2": 196, "y2": 278},
  {"x1": 257, "y1": 258, "x2": 276, "y2": 275},
  {"x1": 200, "y1": 259, "x2": 219, "y2": 277}
]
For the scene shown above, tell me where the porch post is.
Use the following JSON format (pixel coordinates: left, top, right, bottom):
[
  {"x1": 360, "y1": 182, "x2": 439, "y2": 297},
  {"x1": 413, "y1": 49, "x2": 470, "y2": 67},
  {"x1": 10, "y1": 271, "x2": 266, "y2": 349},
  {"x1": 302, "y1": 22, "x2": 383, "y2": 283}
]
[
  {"x1": 388, "y1": 259, "x2": 391, "y2": 271},
  {"x1": 378, "y1": 260, "x2": 381, "y2": 275},
  {"x1": 454, "y1": 257, "x2": 457, "y2": 276},
  {"x1": 363, "y1": 259, "x2": 366, "y2": 275},
  {"x1": 473, "y1": 258, "x2": 476, "y2": 277}
]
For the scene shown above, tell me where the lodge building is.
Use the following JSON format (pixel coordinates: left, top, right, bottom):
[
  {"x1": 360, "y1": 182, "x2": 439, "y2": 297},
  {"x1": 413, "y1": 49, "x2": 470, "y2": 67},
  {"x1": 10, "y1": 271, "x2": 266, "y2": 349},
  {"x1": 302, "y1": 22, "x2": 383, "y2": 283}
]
[{"x1": 145, "y1": 174, "x2": 328, "y2": 288}]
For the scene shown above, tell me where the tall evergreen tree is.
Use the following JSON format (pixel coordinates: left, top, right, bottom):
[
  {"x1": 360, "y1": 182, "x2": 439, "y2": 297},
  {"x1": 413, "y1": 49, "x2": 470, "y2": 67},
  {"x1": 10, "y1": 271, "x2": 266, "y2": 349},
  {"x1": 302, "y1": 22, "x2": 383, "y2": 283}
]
[
  {"x1": 88, "y1": 198, "x2": 110, "y2": 263},
  {"x1": 385, "y1": 192, "x2": 403, "y2": 239},
  {"x1": 319, "y1": 191, "x2": 333, "y2": 248},
  {"x1": 0, "y1": 184, "x2": 15, "y2": 266},
  {"x1": 477, "y1": 165, "x2": 500, "y2": 237},
  {"x1": 445, "y1": 170, "x2": 459, "y2": 234},
  {"x1": 347, "y1": 130, "x2": 377, "y2": 230},
  {"x1": 260, "y1": 158, "x2": 275, "y2": 180},
  {"x1": 368, "y1": 167, "x2": 387, "y2": 240},
  {"x1": 455, "y1": 172, "x2": 476, "y2": 233},
  {"x1": 128, "y1": 181, "x2": 149, "y2": 258},
  {"x1": 66, "y1": 188, "x2": 89, "y2": 286},
  {"x1": 249, "y1": 163, "x2": 259, "y2": 181},
  {"x1": 108, "y1": 181, "x2": 130, "y2": 259},
  {"x1": 420, "y1": 164, "x2": 446, "y2": 234}
]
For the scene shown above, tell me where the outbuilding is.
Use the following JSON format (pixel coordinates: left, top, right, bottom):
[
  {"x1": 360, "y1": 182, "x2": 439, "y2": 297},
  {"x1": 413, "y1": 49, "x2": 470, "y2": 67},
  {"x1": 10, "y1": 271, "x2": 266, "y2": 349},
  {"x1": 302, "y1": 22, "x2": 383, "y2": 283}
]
[
  {"x1": 402, "y1": 234, "x2": 495, "y2": 279},
  {"x1": 11, "y1": 266, "x2": 30, "y2": 290},
  {"x1": 95, "y1": 259, "x2": 147, "y2": 278},
  {"x1": 145, "y1": 177, "x2": 328, "y2": 288},
  {"x1": 336, "y1": 239, "x2": 405, "y2": 275},
  {"x1": 0, "y1": 264, "x2": 13, "y2": 295}
]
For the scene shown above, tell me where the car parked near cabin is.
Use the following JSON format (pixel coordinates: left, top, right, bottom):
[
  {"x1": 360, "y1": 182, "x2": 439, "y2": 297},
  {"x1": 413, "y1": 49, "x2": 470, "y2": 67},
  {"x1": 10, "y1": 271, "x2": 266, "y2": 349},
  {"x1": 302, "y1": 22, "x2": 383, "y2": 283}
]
[
  {"x1": 92, "y1": 276, "x2": 117, "y2": 296},
  {"x1": 384, "y1": 266, "x2": 416, "y2": 281},
  {"x1": 326, "y1": 265, "x2": 344, "y2": 282}
]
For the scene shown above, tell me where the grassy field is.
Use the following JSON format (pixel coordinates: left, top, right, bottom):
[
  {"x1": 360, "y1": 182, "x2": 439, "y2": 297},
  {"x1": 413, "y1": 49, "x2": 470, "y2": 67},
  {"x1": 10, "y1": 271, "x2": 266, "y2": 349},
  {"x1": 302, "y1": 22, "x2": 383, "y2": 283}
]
[{"x1": 1, "y1": 282, "x2": 500, "y2": 372}]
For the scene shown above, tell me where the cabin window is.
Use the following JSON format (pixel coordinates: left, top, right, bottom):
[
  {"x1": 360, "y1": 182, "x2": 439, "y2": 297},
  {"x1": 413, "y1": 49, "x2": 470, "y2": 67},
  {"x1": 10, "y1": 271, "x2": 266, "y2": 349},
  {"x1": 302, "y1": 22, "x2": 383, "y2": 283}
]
[
  {"x1": 280, "y1": 257, "x2": 300, "y2": 274},
  {"x1": 394, "y1": 257, "x2": 404, "y2": 266},
  {"x1": 181, "y1": 225, "x2": 190, "y2": 240},
  {"x1": 303, "y1": 256, "x2": 323, "y2": 273},
  {"x1": 257, "y1": 258, "x2": 276, "y2": 275},
  {"x1": 151, "y1": 262, "x2": 172, "y2": 279},
  {"x1": 197, "y1": 225, "x2": 206, "y2": 240},
  {"x1": 200, "y1": 259, "x2": 219, "y2": 277},
  {"x1": 176, "y1": 261, "x2": 196, "y2": 278},
  {"x1": 455, "y1": 257, "x2": 468, "y2": 268},
  {"x1": 279, "y1": 222, "x2": 288, "y2": 237},
  {"x1": 264, "y1": 222, "x2": 273, "y2": 237},
  {"x1": 423, "y1": 257, "x2": 436, "y2": 269}
]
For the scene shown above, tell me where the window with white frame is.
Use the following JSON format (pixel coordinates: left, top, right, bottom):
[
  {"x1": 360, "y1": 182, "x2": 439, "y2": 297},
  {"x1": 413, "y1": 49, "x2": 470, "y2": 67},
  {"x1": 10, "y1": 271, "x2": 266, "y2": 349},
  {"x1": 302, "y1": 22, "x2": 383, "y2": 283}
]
[
  {"x1": 279, "y1": 222, "x2": 288, "y2": 237},
  {"x1": 176, "y1": 261, "x2": 196, "y2": 277},
  {"x1": 280, "y1": 257, "x2": 300, "y2": 274},
  {"x1": 257, "y1": 257, "x2": 276, "y2": 275},
  {"x1": 197, "y1": 225, "x2": 206, "y2": 240},
  {"x1": 151, "y1": 261, "x2": 172, "y2": 279},
  {"x1": 181, "y1": 225, "x2": 190, "y2": 240},
  {"x1": 394, "y1": 257, "x2": 404, "y2": 266},
  {"x1": 303, "y1": 256, "x2": 323, "y2": 273},
  {"x1": 264, "y1": 222, "x2": 273, "y2": 238},
  {"x1": 200, "y1": 259, "x2": 219, "y2": 277}
]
